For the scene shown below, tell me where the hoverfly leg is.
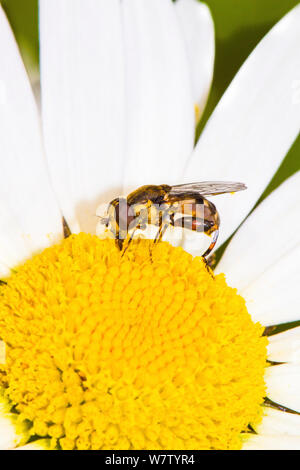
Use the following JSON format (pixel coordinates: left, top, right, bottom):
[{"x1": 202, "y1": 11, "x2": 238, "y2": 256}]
[
  {"x1": 169, "y1": 212, "x2": 175, "y2": 227},
  {"x1": 149, "y1": 208, "x2": 170, "y2": 260},
  {"x1": 154, "y1": 223, "x2": 169, "y2": 244},
  {"x1": 201, "y1": 229, "x2": 219, "y2": 258},
  {"x1": 153, "y1": 207, "x2": 171, "y2": 245},
  {"x1": 116, "y1": 238, "x2": 124, "y2": 251},
  {"x1": 121, "y1": 227, "x2": 139, "y2": 258},
  {"x1": 148, "y1": 222, "x2": 169, "y2": 262}
]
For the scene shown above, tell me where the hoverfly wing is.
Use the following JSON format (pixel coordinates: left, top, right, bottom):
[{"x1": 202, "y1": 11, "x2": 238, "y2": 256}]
[{"x1": 168, "y1": 181, "x2": 247, "y2": 197}]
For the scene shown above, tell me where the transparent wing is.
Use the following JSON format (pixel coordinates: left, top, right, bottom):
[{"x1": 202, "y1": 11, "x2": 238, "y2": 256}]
[{"x1": 169, "y1": 181, "x2": 247, "y2": 197}]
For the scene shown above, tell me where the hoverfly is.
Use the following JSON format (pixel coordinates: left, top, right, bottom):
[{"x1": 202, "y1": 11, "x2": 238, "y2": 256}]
[{"x1": 99, "y1": 181, "x2": 247, "y2": 258}]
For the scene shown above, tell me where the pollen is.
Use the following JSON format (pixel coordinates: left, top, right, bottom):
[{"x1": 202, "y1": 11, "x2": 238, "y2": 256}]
[
  {"x1": 0, "y1": 233, "x2": 267, "y2": 450},
  {"x1": 194, "y1": 103, "x2": 201, "y2": 124}
]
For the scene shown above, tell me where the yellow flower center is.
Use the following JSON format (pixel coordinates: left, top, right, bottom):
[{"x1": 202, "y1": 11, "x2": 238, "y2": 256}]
[{"x1": 0, "y1": 233, "x2": 267, "y2": 450}]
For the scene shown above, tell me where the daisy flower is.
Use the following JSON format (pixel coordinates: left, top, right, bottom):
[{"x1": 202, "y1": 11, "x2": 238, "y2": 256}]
[{"x1": 0, "y1": 0, "x2": 299, "y2": 450}]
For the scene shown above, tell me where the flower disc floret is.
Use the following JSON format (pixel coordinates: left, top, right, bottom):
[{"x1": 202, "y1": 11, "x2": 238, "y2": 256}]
[{"x1": 0, "y1": 234, "x2": 267, "y2": 449}]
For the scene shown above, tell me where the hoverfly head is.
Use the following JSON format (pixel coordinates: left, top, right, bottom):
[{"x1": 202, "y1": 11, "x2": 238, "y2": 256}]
[{"x1": 106, "y1": 196, "x2": 137, "y2": 239}]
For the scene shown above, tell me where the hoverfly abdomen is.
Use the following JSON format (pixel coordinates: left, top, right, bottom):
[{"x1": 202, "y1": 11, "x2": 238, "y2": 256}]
[{"x1": 174, "y1": 216, "x2": 215, "y2": 233}]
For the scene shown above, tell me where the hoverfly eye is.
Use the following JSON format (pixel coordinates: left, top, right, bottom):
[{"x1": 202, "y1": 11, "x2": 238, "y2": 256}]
[
  {"x1": 114, "y1": 198, "x2": 138, "y2": 232},
  {"x1": 113, "y1": 198, "x2": 128, "y2": 230}
]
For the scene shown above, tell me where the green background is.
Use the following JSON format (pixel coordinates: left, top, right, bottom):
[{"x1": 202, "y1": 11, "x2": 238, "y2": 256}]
[{"x1": 1, "y1": 0, "x2": 299, "y2": 199}]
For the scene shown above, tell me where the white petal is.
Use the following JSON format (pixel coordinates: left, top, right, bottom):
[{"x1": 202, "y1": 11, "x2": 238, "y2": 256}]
[
  {"x1": 133, "y1": 224, "x2": 211, "y2": 256},
  {"x1": 254, "y1": 407, "x2": 300, "y2": 436},
  {"x1": 122, "y1": 0, "x2": 194, "y2": 192},
  {"x1": 242, "y1": 434, "x2": 300, "y2": 450},
  {"x1": 132, "y1": 225, "x2": 188, "y2": 249},
  {"x1": 15, "y1": 439, "x2": 49, "y2": 450},
  {"x1": 175, "y1": 0, "x2": 215, "y2": 122},
  {"x1": 268, "y1": 327, "x2": 300, "y2": 364},
  {"x1": 216, "y1": 172, "x2": 300, "y2": 290},
  {"x1": 182, "y1": 5, "x2": 300, "y2": 245},
  {"x1": 240, "y1": 245, "x2": 300, "y2": 326},
  {"x1": 0, "y1": 204, "x2": 29, "y2": 278},
  {"x1": 0, "y1": 403, "x2": 21, "y2": 450},
  {"x1": 0, "y1": 6, "x2": 62, "y2": 273},
  {"x1": 216, "y1": 173, "x2": 300, "y2": 326},
  {"x1": 265, "y1": 364, "x2": 300, "y2": 413},
  {"x1": 40, "y1": 0, "x2": 125, "y2": 233},
  {"x1": 180, "y1": 228, "x2": 215, "y2": 257}
]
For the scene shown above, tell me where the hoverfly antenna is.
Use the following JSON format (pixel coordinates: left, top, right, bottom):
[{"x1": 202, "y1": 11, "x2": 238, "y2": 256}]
[{"x1": 98, "y1": 216, "x2": 109, "y2": 225}]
